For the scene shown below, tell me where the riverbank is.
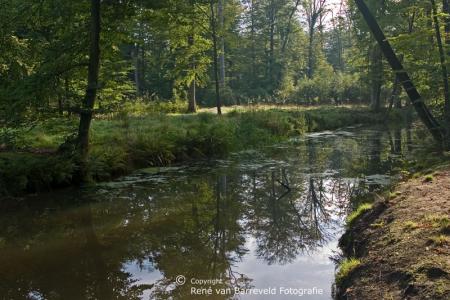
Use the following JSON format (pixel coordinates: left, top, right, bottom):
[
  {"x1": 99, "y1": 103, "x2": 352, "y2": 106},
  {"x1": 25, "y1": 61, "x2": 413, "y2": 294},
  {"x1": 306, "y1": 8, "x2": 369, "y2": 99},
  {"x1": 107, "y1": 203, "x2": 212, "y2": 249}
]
[
  {"x1": 335, "y1": 162, "x2": 450, "y2": 299},
  {"x1": 0, "y1": 106, "x2": 410, "y2": 196}
]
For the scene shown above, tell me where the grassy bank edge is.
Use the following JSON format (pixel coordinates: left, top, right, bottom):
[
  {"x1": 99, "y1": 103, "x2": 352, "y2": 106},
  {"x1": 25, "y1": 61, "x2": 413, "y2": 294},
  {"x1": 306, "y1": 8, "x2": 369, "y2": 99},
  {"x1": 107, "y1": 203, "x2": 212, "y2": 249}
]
[
  {"x1": 334, "y1": 159, "x2": 450, "y2": 299},
  {"x1": 0, "y1": 107, "x2": 411, "y2": 197}
]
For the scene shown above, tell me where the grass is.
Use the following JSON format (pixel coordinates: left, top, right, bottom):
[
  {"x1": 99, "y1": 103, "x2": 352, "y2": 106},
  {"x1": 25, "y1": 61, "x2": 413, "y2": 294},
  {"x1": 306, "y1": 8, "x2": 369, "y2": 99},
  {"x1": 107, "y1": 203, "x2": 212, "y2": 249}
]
[
  {"x1": 0, "y1": 106, "x2": 411, "y2": 196},
  {"x1": 346, "y1": 203, "x2": 373, "y2": 227},
  {"x1": 370, "y1": 221, "x2": 385, "y2": 228},
  {"x1": 404, "y1": 221, "x2": 420, "y2": 231},
  {"x1": 389, "y1": 191, "x2": 402, "y2": 199},
  {"x1": 0, "y1": 152, "x2": 75, "y2": 195},
  {"x1": 429, "y1": 235, "x2": 450, "y2": 246},
  {"x1": 336, "y1": 161, "x2": 450, "y2": 300},
  {"x1": 424, "y1": 214, "x2": 450, "y2": 233},
  {"x1": 336, "y1": 258, "x2": 362, "y2": 284}
]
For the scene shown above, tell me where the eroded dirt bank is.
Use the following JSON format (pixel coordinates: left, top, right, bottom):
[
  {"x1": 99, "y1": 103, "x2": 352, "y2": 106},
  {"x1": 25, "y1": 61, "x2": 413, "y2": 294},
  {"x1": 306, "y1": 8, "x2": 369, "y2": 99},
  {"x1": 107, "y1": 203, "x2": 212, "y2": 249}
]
[{"x1": 336, "y1": 166, "x2": 450, "y2": 299}]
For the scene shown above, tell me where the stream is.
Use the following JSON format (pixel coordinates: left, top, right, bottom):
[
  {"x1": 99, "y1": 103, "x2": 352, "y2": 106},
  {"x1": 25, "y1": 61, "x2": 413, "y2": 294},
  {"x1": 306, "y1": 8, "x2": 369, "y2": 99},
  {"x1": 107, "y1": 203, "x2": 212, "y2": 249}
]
[{"x1": 0, "y1": 124, "x2": 423, "y2": 299}]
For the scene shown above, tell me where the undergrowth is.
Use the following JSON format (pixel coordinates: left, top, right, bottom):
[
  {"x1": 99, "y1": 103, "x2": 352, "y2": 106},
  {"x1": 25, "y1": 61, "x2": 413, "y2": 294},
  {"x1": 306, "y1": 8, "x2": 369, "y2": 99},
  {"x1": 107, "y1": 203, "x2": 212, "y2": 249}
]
[{"x1": 0, "y1": 107, "x2": 410, "y2": 196}]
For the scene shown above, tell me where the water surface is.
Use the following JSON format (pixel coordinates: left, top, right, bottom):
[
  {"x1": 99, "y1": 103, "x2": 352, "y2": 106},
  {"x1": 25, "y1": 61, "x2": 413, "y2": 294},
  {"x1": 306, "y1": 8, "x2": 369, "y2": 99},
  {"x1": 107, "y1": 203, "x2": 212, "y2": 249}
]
[{"x1": 0, "y1": 125, "x2": 421, "y2": 299}]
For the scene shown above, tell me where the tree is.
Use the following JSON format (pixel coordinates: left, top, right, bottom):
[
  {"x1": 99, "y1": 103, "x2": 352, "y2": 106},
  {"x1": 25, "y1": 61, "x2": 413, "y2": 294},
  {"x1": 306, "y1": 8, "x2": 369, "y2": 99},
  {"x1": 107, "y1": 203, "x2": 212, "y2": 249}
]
[
  {"x1": 188, "y1": 34, "x2": 197, "y2": 113},
  {"x1": 431, "y1": 0, "x2": 450, "y2": 122},
  {"x1": 354, "y1": 0, "x2": 448, "y2": 146},
  {"x1": 218, "y1": 0, "x2": 226, "y2": 87},
  {"x1": 76, "y1": 0, "x2": 101, "y2": 182},
  {"x1": 303, "y1": 0, "x2": 327, "y2": 79},
  {"x1": 210, "y1": 0, "x2": 222, "y2": 115}
]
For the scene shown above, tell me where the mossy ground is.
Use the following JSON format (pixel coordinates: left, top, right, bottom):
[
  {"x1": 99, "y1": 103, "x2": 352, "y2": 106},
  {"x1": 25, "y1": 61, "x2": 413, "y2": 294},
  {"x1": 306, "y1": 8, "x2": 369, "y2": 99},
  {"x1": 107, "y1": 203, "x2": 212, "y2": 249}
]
[{"x1": 336, "y1": 164, "x2": 450, "y2": 300}]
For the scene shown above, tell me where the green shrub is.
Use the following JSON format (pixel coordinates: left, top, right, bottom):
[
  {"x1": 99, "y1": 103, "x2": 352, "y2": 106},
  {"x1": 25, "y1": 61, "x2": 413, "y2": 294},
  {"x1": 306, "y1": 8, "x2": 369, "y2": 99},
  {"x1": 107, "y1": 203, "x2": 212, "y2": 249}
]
[{"x1": 0, "y1": 153, "x2": 74, "y2": 196}]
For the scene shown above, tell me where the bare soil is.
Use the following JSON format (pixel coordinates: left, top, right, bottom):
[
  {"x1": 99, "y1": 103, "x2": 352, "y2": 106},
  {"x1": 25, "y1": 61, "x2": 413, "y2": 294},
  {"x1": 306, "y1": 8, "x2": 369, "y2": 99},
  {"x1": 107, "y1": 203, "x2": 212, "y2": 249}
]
[{"x1": 336, "y1": 166, "x2": 450, "y2": 299}]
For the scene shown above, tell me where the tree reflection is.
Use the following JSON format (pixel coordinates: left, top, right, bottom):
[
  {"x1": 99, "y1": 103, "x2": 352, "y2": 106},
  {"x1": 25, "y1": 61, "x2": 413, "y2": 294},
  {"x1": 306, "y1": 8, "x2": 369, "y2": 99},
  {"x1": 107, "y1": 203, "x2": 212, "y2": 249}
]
[
  {"x1": 0, "y1": 125, "x2": 419, "y2": 299},
  {"x1": 147, "y1": 176, "x2": 249, "y2": 299},
  {"x1": 244, "y1": 138, "x2": 338, "y2": 265}
]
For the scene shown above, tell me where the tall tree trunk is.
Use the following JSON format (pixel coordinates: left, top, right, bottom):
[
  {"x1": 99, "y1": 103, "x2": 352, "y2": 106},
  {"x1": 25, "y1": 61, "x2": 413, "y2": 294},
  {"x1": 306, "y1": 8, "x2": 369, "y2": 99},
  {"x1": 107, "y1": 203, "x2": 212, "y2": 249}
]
[
  {"x1": 133, "y1": 44, "x2": 140, "y2": 96},
  {"x1": 57, "y1": 95, "x2": 64, "y2": 116},
  {"x1": 268, "y1": 0, "x2": 276, "y2": 84},
  {"x1": 76, "y1": 0, "x2": 101, "y2": 182},
  {"x1": 354, "y1": 0, "x2": 447, "y2": 145},
  {"x1": 389, "y1": 75, "x2": 401, "y2": 109},
  {"x1": 210, "y1": 0, "x2": 222, "y2": 115},
  {"x1": 307, "y1": 24, "x2": 315, "y2": 79},
  {"x1": 187, "y1": 35, "x2": 197, "y2": 113},
  {"x1": 250, "y1": 0, "x2": 256, "y2": 81},
  {"x1": 281, "y1": 0, "x2": 301, "y2": 53},
  {"x1": 426, "y1": 4, "x2": 434, "y2": 45},
  {"x1": 218, "y1": 0, "x2": 225, "y2": 87},
  {"x1": 432, "y1": 0, "x2": 450, "y2": 121},
  {"x1": 65, "y1": 77, "x2": 71, "y2": 116},
  {"x1": 444, "y1": 0, "x2": 450, "y2": 55},
  {"x1": 369, "y1": 44, "x2": 383, "y2": 112},
  {"x1": 389, "y1": 54, "x2": 404, "y2": 110},
  {"x1": 334, "y1": 11, "x2": 344, "y2": 71}
]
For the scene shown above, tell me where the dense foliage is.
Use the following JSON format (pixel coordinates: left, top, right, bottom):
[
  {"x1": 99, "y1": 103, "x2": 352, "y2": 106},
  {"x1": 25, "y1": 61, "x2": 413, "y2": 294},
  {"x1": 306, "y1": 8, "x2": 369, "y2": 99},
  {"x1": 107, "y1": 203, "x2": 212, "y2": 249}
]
[
  {"x1": 1, "y1": 0, "x2": 450, "y2": 120},
  {"x1": 1, "y1": 0, "x2": 450, "y2": 189}
]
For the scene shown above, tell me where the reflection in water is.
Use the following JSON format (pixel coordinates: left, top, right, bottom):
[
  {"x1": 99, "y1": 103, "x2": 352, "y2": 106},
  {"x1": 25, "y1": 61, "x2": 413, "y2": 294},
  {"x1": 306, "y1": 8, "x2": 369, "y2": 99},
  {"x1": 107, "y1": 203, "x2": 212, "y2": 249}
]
[{"x1": 0, "y1": 125, "x2": 422, "y2": 299}]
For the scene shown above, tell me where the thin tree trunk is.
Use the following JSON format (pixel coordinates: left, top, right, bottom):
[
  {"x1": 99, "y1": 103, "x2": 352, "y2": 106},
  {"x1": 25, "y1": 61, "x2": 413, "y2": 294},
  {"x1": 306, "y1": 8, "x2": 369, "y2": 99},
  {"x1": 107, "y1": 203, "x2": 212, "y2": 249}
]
[
  {"x1": 134, "y1": 44, "x2": 140, "y2": 96},
  {"x1": 65, "y1": 77, "x2": 71, "y2": 116},
  {"x1": 76, "y1": 0, "x2": 101, "y2": 182},
  {"x1": 369, "y1": 44, "x2": 382, "y2": 112},
  {"x1": 281, "y1": 0, "x2": 301, "y2": 53},
  {"x1": 389, "y1": 75, "x2": 401, "y2": 109},
  {"x1": 444, "y1": 0, "x2": 450, "y2": 55},
  {"x1": 389, "y1": 54, "x2": 404, "y2": 110},
  {"x1": 333, "y1": 11, "x2": 344, "y2": 71},
  {"x1": 210, "y1": 0, "x2": 222, "y2": 115},
  {"x1": 250, "y1": 0, "x2": 256, "y2": 80},
  {"x1": 268, "y1": 0, "x2": 276, "y2": 84},
  {"x1": 187, "y1": 35, "x2": 197, "y2": 113},
  {"x1": 218, "y1": 0, "x2": 225, "y2": 87},
  {"x1": 354, "y1": 0, "x2": 447, "y2": 145},
  {"x1": 57, "y1": 95, "x2": 64, "y2": 115},
  {"x1": 307, "y1": 25, "x2": 315, "y2": 79},
  {"x1": 188, "y1": 79, "x2": 196, "y2": 112},
  {"x1": 431, "y1": 0, "x2": 450, "y2": 121}
]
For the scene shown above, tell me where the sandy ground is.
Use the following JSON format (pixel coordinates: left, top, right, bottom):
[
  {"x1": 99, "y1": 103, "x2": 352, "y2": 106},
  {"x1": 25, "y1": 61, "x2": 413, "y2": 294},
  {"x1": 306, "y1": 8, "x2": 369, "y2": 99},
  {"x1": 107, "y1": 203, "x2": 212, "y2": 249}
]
[{"x1": 337, "y1": 166, "x2": 450, "y2": 299}]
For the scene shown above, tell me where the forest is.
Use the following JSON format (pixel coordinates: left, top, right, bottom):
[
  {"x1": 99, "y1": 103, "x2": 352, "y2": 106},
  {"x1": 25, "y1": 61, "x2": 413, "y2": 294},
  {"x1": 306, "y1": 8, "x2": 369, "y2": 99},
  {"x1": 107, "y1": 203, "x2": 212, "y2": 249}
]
[
  {"x1": 1, "y1": 0, "x2": 450, "y2": 186},
  {"x1": 0, "y1": 0, "x2": 450, "y2": 299}
]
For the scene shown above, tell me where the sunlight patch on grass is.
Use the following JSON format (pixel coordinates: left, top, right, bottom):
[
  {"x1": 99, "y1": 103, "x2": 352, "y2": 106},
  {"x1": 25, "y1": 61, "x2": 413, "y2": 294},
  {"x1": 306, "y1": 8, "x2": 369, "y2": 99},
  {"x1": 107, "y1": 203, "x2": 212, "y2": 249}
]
[
  {"x1": 336, "y1": 258, "x2": 361, "y2": 284},
  {"x1": 346, "y1": 203, "x2": 373, "y2": 227}
]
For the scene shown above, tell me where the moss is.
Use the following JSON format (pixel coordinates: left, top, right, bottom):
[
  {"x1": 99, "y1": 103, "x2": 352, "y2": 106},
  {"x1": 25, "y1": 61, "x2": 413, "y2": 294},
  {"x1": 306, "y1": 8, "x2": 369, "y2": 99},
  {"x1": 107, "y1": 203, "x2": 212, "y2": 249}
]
[
  {"x1": 346, "y1": 203, "x2": 373, "y2": 227},
  {"x1": 336, "y1": 258, "x2": 362, "y2": 284},
  {"x1": 424, "y1": 174, "x2": 434, "y2": 182}
]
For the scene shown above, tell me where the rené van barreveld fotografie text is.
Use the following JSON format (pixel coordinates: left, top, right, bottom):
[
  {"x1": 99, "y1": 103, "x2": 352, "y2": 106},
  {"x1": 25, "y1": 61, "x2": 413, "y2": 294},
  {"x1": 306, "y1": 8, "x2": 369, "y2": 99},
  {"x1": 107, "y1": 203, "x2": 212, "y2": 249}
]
[{"x1": 176, "y1": 275, "x2": 324, "y2": 297}]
